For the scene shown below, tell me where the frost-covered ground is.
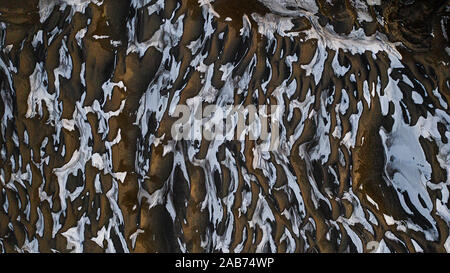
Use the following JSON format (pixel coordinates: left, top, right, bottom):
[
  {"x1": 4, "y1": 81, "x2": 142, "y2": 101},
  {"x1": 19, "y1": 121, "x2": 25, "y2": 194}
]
[{"x1": 0, "y1": 0, "x2": 449, "y2": 252}]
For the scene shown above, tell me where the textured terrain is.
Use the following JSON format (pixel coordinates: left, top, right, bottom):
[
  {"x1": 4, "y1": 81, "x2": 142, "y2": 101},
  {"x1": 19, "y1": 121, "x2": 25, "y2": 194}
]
[{"x1": 0, "y1": 0, "x2": 449, "y2": 253}]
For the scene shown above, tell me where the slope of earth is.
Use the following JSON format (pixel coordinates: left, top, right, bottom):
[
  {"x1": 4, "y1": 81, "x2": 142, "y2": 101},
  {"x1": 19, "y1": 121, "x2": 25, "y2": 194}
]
[{"x1": 0, "y1": 0, "x2": 449, "y2": 253}]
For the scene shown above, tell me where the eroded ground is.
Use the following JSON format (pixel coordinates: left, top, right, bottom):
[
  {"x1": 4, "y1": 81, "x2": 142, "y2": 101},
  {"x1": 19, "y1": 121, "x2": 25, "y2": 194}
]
[{"x1": 0, "y1": 0, "x2": 449, "y2": 253}]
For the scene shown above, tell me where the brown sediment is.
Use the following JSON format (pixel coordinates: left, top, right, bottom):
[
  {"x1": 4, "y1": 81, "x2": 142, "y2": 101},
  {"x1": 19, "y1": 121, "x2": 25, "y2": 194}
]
[
  {"x1": 352, "y1": 89, "x2": 407, "y2": 220},
  {"x1": 212, "y1": 0, "x2": 270, "y2": 29},
  {"x1": 0, "y1": 0, "x2": 449, "y2": 253}
]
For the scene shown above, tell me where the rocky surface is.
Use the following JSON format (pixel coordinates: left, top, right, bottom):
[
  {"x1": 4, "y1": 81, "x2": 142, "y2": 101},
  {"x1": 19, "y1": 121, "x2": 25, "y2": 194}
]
[{"x1": 0, "y1": 0, "x2": 449, "y2": 252}]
